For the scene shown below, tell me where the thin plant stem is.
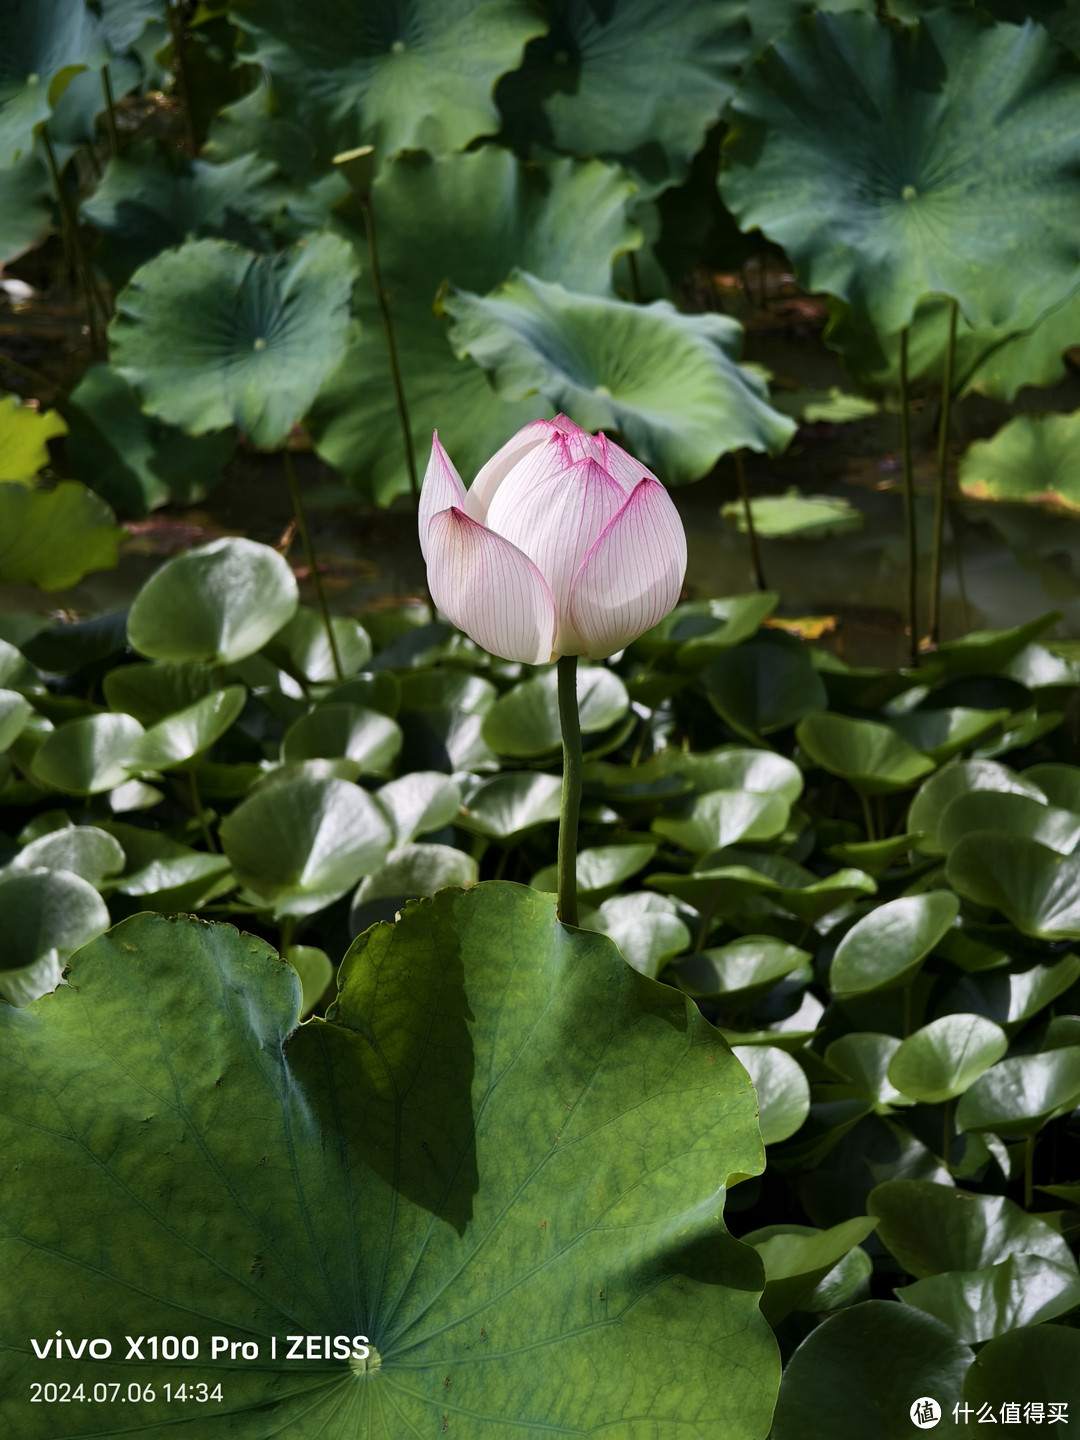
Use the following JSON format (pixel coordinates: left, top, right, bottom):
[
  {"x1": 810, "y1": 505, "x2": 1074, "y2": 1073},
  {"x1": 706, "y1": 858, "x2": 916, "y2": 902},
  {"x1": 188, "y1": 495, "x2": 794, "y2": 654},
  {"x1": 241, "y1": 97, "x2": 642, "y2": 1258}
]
[
  {"x1": 283, "y1": 447, "x2": 344, "y2": 682},
  {"x1": 188, "y1": 769, "x2": 217, "y2": 852},
  {"x1": 556, "y1": 654, "x2": 583, "y2": 927},
  {"x1": 943, "y1": 1098, "x2": 954, "y2": 1170},
  {"x1": 948, "y1": 498, "x2": 973, "y2": 634},
  {"x1": 929, "y1": 297, "x2": 959, "y2": 646},
  {"x1": 360, "y1": 194, "x2": 418, "y2": 503},
  {"x1": 735, "y1": 450, "x2": 767, "y2": 592},
  {"x1": 280, "y1": 916, "x2": 296, "y2": 957},
  {"x1": 101, "y1": 67, "x2": 120, "y2": 155},
  {"x1": 0, "y1": 353, "x2": 66, "y2": 398},
  {"x1": 860, "y1": 791, "x2": 877, "y2": 842},
  {"x1": 1024, "y1": 1133, "x2": 1036, "y2": 1210},
  {"x1": 902, "y1": 980, "x2": 914, "y2": 1039},
  {"x1": 898, "y1": 327, "x2": 919, "y2": 666},
  {"x1": 626, "y1": 250, "x2": 643, "y2": 304},
  {"x1": 167, "y1": 0, "x2": 198, "y2": 154},
  {"x1": 41, "y1": 131, "x2": 103, "y2": 355}
]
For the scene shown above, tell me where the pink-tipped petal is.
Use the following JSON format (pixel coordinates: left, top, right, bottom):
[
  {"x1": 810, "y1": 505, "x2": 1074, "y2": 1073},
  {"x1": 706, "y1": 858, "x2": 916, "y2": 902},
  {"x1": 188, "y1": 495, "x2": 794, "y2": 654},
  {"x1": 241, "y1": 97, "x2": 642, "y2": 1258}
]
[
  {"x1": 427, "y1": 507, "x2": 557, "y2": 665},
  {"x1": 466, "y1": 419, "x2": 560, "y2": 523},
  {"x1": 595, "y1": 433, "x2": 661, "y2": 493},
  {"x1": 418, "y1": 433, "x2": 467, "y2": 561},
  {"x1": 567, "y1": 479, "x2": 687, "y2": 659}
]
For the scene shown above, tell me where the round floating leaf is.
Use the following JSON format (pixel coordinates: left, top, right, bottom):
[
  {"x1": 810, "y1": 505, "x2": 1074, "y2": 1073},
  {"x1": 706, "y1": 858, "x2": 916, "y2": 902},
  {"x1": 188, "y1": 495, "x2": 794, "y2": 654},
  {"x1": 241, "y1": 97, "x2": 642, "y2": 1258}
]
[
  {"x1": 1025, "y1": 763, "x2": 1080, "y2": 813},
  {"x1": 722, "y1": 487, "x2": 865, "y2": 539},
  {"x1": 589, "y1": 892, "x2": 692, "y2": 979},
  {"x1": 133, "y1": 686, "x2": 247, "y2": 771},
  {"x1": 827, "y1": 833, "x2": 924, "y2": 876},
  {"x1": 531, "y1": 842, "x2": 657, "y2": 900},
  {"x1": 0, "y1": 0, "x2": 107, "y2": 166},
  {"x1": 964, "y1": 1326, "x2": 1080, "y2": 1421},
  {"x1": 0, "y1": 688, "x2": 31, "y2": 753},
  {"x1": 733, "y1": 1044, "x2": 810, "y2": 1145},
  {"x1": 673, "y1": 936, "x2": 810, "y2": 1005},
  {"x1": 284, "y1": 943, "x2": 334, "y2": 1020},
  {"x1": 110, "y1": 235, "x2": 359, "y2": 449},
  {"x1": 824, "y1": 1033, "x2": 909, "y2": 1112},
  {"x1": 653, "y1": 788, "x2": 789, "y2": 852},
  {"x1": 457, "y1": 772, "x2": 563, "y2": 843},
  {"x1": 263, "y1": 605, "x2": 372, "y2": 684},
  {"x1": 721, "y1": 9, "x2": 1080, "y2": 335},
  {"x1": 446, "y1": 270, "x2": 794, "y2": 483},
  {"x1": 798, "y1": 1242, "x2": 872, "y2": 1314},
  {"x1": 896, "y1": 1253, "x2": 1080, "y2": 1343},
  {"x1": 744, "y1": 1217, "x2": 879, "y2": 1326},
  {"x1": 236, "y1": 0, "x2": 544, "y2": 163},
  {"x1": 798, "y1": 712, "x2": 935, "y2": 797},
  {"x1": 869, "y1": 1180, "x2": 1077, "y2": 1278},
  {"x1": 482, "y1": 665, "x2": 629, "y2": 758},
  {"x1": 908, "y1": 759, "x2": 1045, "y2": 855},
  {"x1": 322, "y1": 671, "x2": 401, "y2": 719},
  {"x1": 220, "y1": 773, "x2": 393, "y2": 918},
  {"x1": 889, "y1": 706, "x2": 1011, "y2": 765},
  {"x1": 939, "y1": 790, "x2": 1080, "y2": 857},
  {"x1": 349, "y1": 841, "x2": 478, "y2": 932},
  {"x1": 635, "y1": 593, "x2": 778, "y2": 666},
  {"x1": 373, "y1": 771, "x2": 461, "y2": 846},
  {"x1": 888, "y1": 1016, "x2": 1009, "y2": 1106},
  {"x1": 704, "y1": 632, "x2": 827, "y2": 740},
  {"x1": 934, "y1": 612, "x2": 1059, "y2": 676},
  {"x1": 650, "y1": 851, "x2": 876, "y2": 923},
  {"x1": 281, "y1": 703, "x2": 403, "y2": 778},
  {"x1": 0, "y1": 894, "x2": 777, "y2": 1435},
  {"x1": 397, "y1": 667, "x2": 499, "y2": 773},
  {"x1": 947, "y1": 833, "x2": 1080, "y2": 940},
  {"x1": 671, "y1": 746, "x2": 804, "y2": 804},
  {"x1": 8, "y1": 825, "x2": 124, "y2": 889},
  {"x1": 0, "y1": 481, "x2": 122, "y2": 590},
  {"x1": 103, "y1": 661, "x2": 226, "y2": 726},
  {"x1": 106, "y1": 821, "x2": 232, "y2": 903},
  {"x1": 127, "y1": 538, "x2": 299, "y2": 665},
  {"x1": 0, "y1": 867, "x2": 109, "y2": 1006},
  {"x1": 0, "y1": 393, "x2": 66, "y2": 482},
  {"x1": 956, "y1": 1048, "x2": 1080, "y2": 1137},
  {"x1": 829, "y1": 892, "x2": 959, "y2": 998},
  {"x1": 30, "y1": 712, "x2": 143, "y2": 795},
  {"x1": 960, "y1": 409, "x2": 1080, "y2": 516}
]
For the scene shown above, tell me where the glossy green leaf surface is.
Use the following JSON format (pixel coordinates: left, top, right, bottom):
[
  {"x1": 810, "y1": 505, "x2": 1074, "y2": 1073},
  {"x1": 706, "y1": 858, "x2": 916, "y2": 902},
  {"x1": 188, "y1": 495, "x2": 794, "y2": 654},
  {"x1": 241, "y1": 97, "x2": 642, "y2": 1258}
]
[
  {"x1": 705, "y1": 633, "x2": 827, "y2": 740},
  {"x1": 482, "y1": 665, "x2": 629, "y2": 757},
  {"x1": 31, "y1": 712, "x2": 143, "y2": 795},
  {"x1": 956, "y1": 1049, "x2": 1080, "y2": 1137},
  {"x1": 960, "y1": 409, "x2": 1080, "y2": 516},
  {"x1": 0, "y1": 0, "x2": 106, "y2": 166},
  {"x1": 947, "y1": 834, "x2": 1080, "y2": 939},
  {"x1": 896, "y1": 1253, "x2": 1080, "y2": 1343},
  {"x1": 0, "y1": 481, "x2": 123, "y2": 590},
  {"x1": 733, "y1": 1044, "x2": 811, "y2": 1145},
  {"x1": 829, "y1": 893, "x2": 958, "y2": 998},
  {"x1": 888, "y1": 1016, "x2": 1009, "y2": 1106},
  {"x1": 798, "y1": 712, "x2": 935, "y2": 797}
]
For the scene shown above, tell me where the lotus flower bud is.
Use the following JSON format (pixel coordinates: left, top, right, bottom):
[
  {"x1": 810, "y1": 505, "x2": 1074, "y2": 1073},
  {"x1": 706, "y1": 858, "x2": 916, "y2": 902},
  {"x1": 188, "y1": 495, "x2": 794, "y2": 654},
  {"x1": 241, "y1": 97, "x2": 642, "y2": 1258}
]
[{"x1": 419, "y1": 416, "x2": 687, "y2": 664}]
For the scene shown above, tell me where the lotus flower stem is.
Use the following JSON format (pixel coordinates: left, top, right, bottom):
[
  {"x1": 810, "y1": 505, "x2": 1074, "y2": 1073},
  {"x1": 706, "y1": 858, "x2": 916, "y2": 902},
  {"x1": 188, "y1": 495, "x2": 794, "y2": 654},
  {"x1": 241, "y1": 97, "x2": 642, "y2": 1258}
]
[
  {"x1": 556, "y1": 654, "x2": 583, "y2": 927},
  {"x1": 360, "y1": 194, "x2": 419, "y2": 504},
  {"x1": 101, "y1": 68, "x2": 120, "y2": 156},
  {"x1": 928, "y1": 298, "x2": 959, "y2": 647},
  {"x1": 898, "y1": 327, "x2": 919, "y2": 667},
  {"x1": 735, "y1": 450, "x2": 767, "y2": 591},
  {"x1": 282, "y1": 447, "x2": 344, "y2": 682},
  {"x1": 188, "y1": 769, "x2": 217, "y2": 852},
  {"x1": 40, "y1": 132, "x2": 104, "y2": 356}
]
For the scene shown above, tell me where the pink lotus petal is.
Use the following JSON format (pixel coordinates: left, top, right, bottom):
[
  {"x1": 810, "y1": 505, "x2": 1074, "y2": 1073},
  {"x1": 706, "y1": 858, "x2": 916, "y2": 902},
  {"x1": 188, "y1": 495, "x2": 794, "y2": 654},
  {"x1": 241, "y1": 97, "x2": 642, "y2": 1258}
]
[
  {"x1": 596, "y1": 433, "x2": 660, "y2": 493},
  {"x1": 567, "y1": 479, "x2": 686, "y2": 659},
  {"x1": 466, "y1": 419, "x2": 560, "y2": 523},
  {"x1": 418, "y1": 432, "x2": 467, "y2": 561},
  {"x1": 426, "y1": 507, "x2": 557, "y2": 665}
]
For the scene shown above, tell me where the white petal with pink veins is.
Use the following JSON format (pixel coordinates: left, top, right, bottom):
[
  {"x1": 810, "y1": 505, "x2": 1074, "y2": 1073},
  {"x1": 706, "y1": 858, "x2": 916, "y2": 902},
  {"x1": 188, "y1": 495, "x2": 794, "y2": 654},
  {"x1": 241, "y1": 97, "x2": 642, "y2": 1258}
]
[
  {"x1": 466, "y1": 418, "x2": 558, "y2": 523},
  {"x1": 594, "y1": 433, "x2": 660, "y2": 493},
  {"x1": 418, "y1": 433, "x2": 467, "y2": 561},
  {"x1": 426, "y1": 508, "x2": 557, "y2": 665},
  {"x1": 567, "y1": 479, "x2": 687, "y2": 659}
]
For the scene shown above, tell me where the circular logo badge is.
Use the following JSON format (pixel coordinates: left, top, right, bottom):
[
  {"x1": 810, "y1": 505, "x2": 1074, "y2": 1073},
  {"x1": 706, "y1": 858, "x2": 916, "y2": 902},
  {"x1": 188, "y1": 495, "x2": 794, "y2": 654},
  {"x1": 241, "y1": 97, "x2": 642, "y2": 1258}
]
[{"x1": 910, "y1": 1398, "x2": 942, "y2": 1429}]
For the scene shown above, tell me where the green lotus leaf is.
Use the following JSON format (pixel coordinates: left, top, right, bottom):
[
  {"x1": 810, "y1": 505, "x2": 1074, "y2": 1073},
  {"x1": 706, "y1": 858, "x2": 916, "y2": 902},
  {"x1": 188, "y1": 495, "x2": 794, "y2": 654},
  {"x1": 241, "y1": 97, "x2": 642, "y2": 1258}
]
[
  {"x1": 887, "y1": 1015, "x2": 1009, "y2": 1107},
  {"x1": 0, "y1": 393, "x2": 66, "y2": 482},
  {"x1": 672, "y1": 746, "x2": 804, "y2": 804},
  {"x1": 635, "y1": 593, "x2": 778, "y2": 665},
  {"x1": 826, "y1": 833, "x2": 923, "y2": 875},
  {"x1": 1006, "y1": 644, "x2": 1080, "y2": 693},
  {"x1": 21, "y1": 609, "x2": 128, "y2": 676},
  {"x1": 309, "y1": 148, "x2": 640, "y2": 504},
  {"x1": 770, "y1": 1301, "x2": 973, "y2": 1440},
  {"x1": 0, "y1": 688, "x2": 32, "y2": 753},
  {"x1": 964, "y1": 1325, "x2": 1080, "y2": 1422},
  {"x1": 127, "y1": 538, "x2": 299, "y2": 665},
  {"x1": 952, "y1": 954, "x2": 1080, "y2": 1030},
  {"x1": 0, "y1": 480, "x2": 123, "y2": 590},
  {"x1": 482, "y1": 665, "x2": 629, "y2": 757},
  {"x1": 908, "y1": 758, "x2": 1045, "y2": 855},
  {"x1": 650, "y1": 850, "x2": 876, "y2": 923},
  {"x1": 798, "y1": 712, "x2": 935, "y2": 797},
  {"x1": 673, "y1": 936, "x2": 810, "y2": 1005},
  {"x1": 888, "y1": 706, "x2": 1011, "y2": 765},
  {"x1": 65, "y1": 363, "x2": 236, "y2": 515},
  {"x1": 939, "y1": 790, "x2": 1080, "y2": 857},
  {"x1": 653, "y1": 788, "x2": 789, "y2": 852},
  {"x1": 935, "y1": 613, "x2": 1059, "y2": 677},
  {"x1": 0, "y1": 894, "x2": 777, "y2": 1436},
  {"x1": 105, "y1": 820, "x2": 232, "y2": 902},
  {"x1": 721, "y1": 9, "x2": 1080, "y2": 336},
  {"x1": 744, "y1": 1216, "x2": 879, "y2": 1326},
  {"x1": 0, "y1": 152, "x2": 52, "y2": 267},
  {"x1": 373, "y1": 771, "x2": 461, "y2": 846},
  {"x1": 868, "y1": 1180, "x2": 1078, "y2": 1277},
  {"x1": 960, "y1": 408, "x2": 1080, "y2": 516},
  {"x1": 284, "y1": 942, "x2": 334, "y2": 1019},
  {"x1": 0, "y1": 0, "x2": 107, "y2": 166},
  {"x1": 814, "y1": 651, "x2": 938, "y2": 711},
  {"x1": 722, "y1": 487, "x2": 864, "y2": 540},
  {"x1": 220, "y1": 772, "x2": 393, "y2": 918},
  {"x1": 263, "y1": 605, "x2": 372, "y2": 684},
  {"x1": 321, "y1": 671, "x2": 401, "y2": 719},
  {"x1": 348, "y1": 841, "x2": 478, "y2": 932},
  {"x1": 896, "y1": 1253, "x2": 1080, "y2": 1344},
  {"x1": 797, "y1": 1241, "x2": 872, "y2": 1313},
  {"x1": 99, "y1": 0, "x2": 167, "y2": 51},
  {"x1": 110, "y1": 235, "x2": 359, "y2": 449},
  {"x1": 823, "y1": 1033, "x2": 909, "y2": 1112},
  {"x1": 235, "y1": 0, "x2": 545, "y2": 165},
  {"x1": 733, "y1": 1043, "x2": 811, "y2": 1145},
  {"x1": 532, "y1": 840, "x2": 657, "y2": 897},
  {"x1": 0, "y1": 866, "x2": 110, "y2": 1006},
  {"x1": 498, "y1": 0, "x2": 752, "y2": 193},
  {"x1": 771, "y1": 387, "x2": 879, "y2": 425},
  {"x1": 446, "y1": 270, "x2": 795, "y2": 484},
  {"x1": 947, "y1": 833, "x2": 1080, "y2": 939},
  {"x1": 133, "y1": 686, "x2": 247, "y2": 771},
  {"x1": 587, "y1": 892, "x2": 692, "y2": 979},
  {"x1": 704, "y1": 632, "x2": 827, "y2": 741},
  {"x1": 397, "y1": 667, "x2": 499, "y2": 773},
  {"x1": 30, "y1": 712, "x2": 144, "y2": 795},
  {"x1": 956, "y1": 1048, "x2": 1080, "y2": 1137},
  {"x1": 103, "y1": 660, "x2": 227, "y2": 725},
  {"x1": 829, "y1": 893, "x2": 959, "y2": 998},
  {"x1": 457, "y1": 772, "x2": 563, "y2": 843},
  {"x1": 7, "y1": 825, "x2": 125, "y2": 889},
  {"x1": 281, "y1": 703, "x2": 403, "y2": 778},
  {"x1": 1024, "y1": 763, "x2": 1080, "y2": 812}
]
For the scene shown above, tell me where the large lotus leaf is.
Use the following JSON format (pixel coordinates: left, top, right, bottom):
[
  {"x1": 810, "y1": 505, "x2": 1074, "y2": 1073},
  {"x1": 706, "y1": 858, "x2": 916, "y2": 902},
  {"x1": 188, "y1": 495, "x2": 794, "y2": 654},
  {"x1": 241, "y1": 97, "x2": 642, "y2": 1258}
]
[
  {"x1": 0, "y1": 393, "x2": 66, "y2": 482},
  {"x1": 744, "y1": 1217, "x2": 878, "y2": 1327},
  {"x1": 588, "y1": 892, "x2": 692, "y2": 979},
  {"x1": 482, "y1": 665, "x2": 629, "y2": 757},
  {"x1": 30, "y1": 712, "x2": 144, "y2": 795},
  {"x1": 99, "y1": 0, "x2": 166, "y2": 51},
  {"x1": 704, "y1": 632, "x2": 826, "y2": 740},
  {"x1": 939, "y1": 790, "x2": 1080, "y2": 857},
  {"x1": 896, "y1": 1253, "x2": 1080, "y2": 1343},
  {"x1": 959, "y1": 409, "x2": 1080, "y2": 516},
  {"x1": 956, "y1": 1049, "x2": 1080, "y2": 1137},
  {"x1": 0, "y1": 481, "x2": 123, "y2": 589},
  {"x1": 0, "y1": 867, "x2": 110, "y2": 1007},
  {"x1": 65, "y1": 362, "x2": 236, "y2": 515},
  {"x1": 446, "y1": 270, "x2": 795, "y2": 482},
  {"x1": 797, "y1": 712, "x2": 935, "y2": 797},
  {"x1": 829, "y1": 893, "x2": 959, "y2": 998},
  {"x1": 0, "y1": 152, "x2": 52, "y2": 267},
  {"x1": 888, "y1": 1015, "x2": 1009, "y2": 1107},
  {"x1": 373, "y1": 771, "x2": 461, "y2": 846},
  {"x1": 348, "y1": 841, "x2": 478, "y2": 932},
  {"x1": 497, "y1": 0, "x2": 752, "y2": 193},
  {"x1": 7, "y1": 825, "x2": 125, "y2": 889},
  {"x1": 964, "y1": 1326, "x2": 1080, "y2": 1422},
  {"x1": 127, "y1": 538, "x2": 299, "y2": 665},
  {"x1": 110, "y1": 235, "x2": 358, "y2": 449},
  {"x1": 947, "y1": 833, "x2": 1080, "y2": 939},
  {"x1": 0, "y1": 0, "x2": 107, "y2": 166},
  {"x1": 234, "y1": 0, "x2": 544, "y2": 164},
  {"x1": 771, "y1": 1301, "x2": 973, "y2": 1440},
  {"x1": 220, "y1": 772, "x2": 393, "y2": 917},
  {"x1": 309, "y1": 148, "x2": 640, "y2": 504},
  {"x1": 134, "y1": 686, "x2": 248, "y2": 771},
  {"x1": 281, "y1": 702, "x2": 403, "y2": 777},
  {"x1": 733, "y1": 1044, "x2": 810, "y2": 1145},
  {"x1": 0, "y1": 893, "x2": 778, "y2": 1437},
  {"x1": 908, "y1": 759, "x2": 1045, "y2": 855},
  {"x1": 720, "y1": 9, "x2": 1080, "y2": 336}
]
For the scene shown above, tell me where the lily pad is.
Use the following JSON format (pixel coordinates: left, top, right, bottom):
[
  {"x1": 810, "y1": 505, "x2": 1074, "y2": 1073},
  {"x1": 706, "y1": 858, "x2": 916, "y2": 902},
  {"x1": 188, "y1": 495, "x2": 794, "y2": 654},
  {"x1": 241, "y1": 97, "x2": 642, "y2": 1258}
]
[
  {"x1": 653, "y1": 788, "x2": 789, "y2": 852},
  {"x1": 30, "y1": 712, "x2": 143, "y2": 795},
  {"x1": 457, "y1": 772, "x2": 563, "y2": 844},
  {"x1": 0, "y1": 866, "x2": 110, "y2": 1007},
  {"x1": 531, "y1": 842, "x2": 658, "y2": 899},
  {"x1": 482, "y1": 665, "x2": 629, "y2": 757},
  {"x1": 103, "y1": 661, "x2": 227, "y2": 725},
  {"x1": 964, "y1": 1325, "x2": 1080, "y2": 1421},
  {"x1": 959, "y1": 409, "x2": 1080, "y2": 516},
  {"x1": 908, "y1": 758, "x2": 1045, "y2": 855},
  {"x1": 673, "y1": 936, "x2": 810, "y2": 1005},
  {"x1": 704, "y1": 631, "x2": 827, "y2": 740},
  {"x1": 733, "y1": 1043, "x2": 811, "y2": 1145},
  {"x1": 133, "y1": 686, "x2": 247, "y2": 771},
  {"x1": 745, "y1": 1216, "x2": 879, "y2": 1326},
  {"x1": 0, "y1": 393, "x2": 66, "y2": 482},
  {"x1": 7, "y1": 825, "x2": 124, "y2": 889},
  {"x1": 1024, "y1": 763, "x2": 1080, "y2": 812},
  {"x1": 264, "y1": 605, "x2": 372, "y2": 684},
  {"x1": 373, "y1": 771, "x2": 461, "y2": 846},
  {"x1": 896, "y1": 1253, "x2": 1080, "y2": 1343},
  {"x1": 887, "y1": 1015, "x2": 1009, "y2": 1106},
  {"x1": 349, "y1": 842, "x2": 478, "y2": 932},
  {"x1": 829, "y1": 892, "x2": 959, "y2": 998},
  {"x1": 635, "y1": 593, "x2": 778, "y2": 666},
  {"x1": 956, "y1": 1048, "x2": 1080, "y2": 1137},
  {"x1": 105, "y1": 821, "x2": 232, "y2": 904},
  {"x1": 798, "y1": 712, "x2": 935, "y2": 797},
  {"x1": 0, "y1": 689, "x2": 32, "y2": 753},
  {"x1": 722, "y1": 488, "x2": 864, "y2": 539},
  {"x1": 587, "y1": 892, "x2": 692, "y2": 978},
  {"x1": 670, "y1": 746, "x2": 804, "y2": 804},
  {"x1": 284, "y1": 943, "x2": 334, "y2": 1020},
  {"x1": 889, "y1": 707, "x2": 1010, "y2": 765},
  {"x1": 0, "y1": 481, "x2": 123, "y2": 590},
  {"x1": 939, "y1": 790, "x2": 1080, "y2": 857},
  {"x1": 397, "y1": 667, "x2": 499, "y2": 773},
  {"x1": 281, "y1": 702, "x2": 403, "y2": 778},
  {"x1": 823, "y1": 1033, "x2": 909, "y2": 1112},
  {"x1": 947, "y1": 833, "x2": 1080, "y2": 940}
]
